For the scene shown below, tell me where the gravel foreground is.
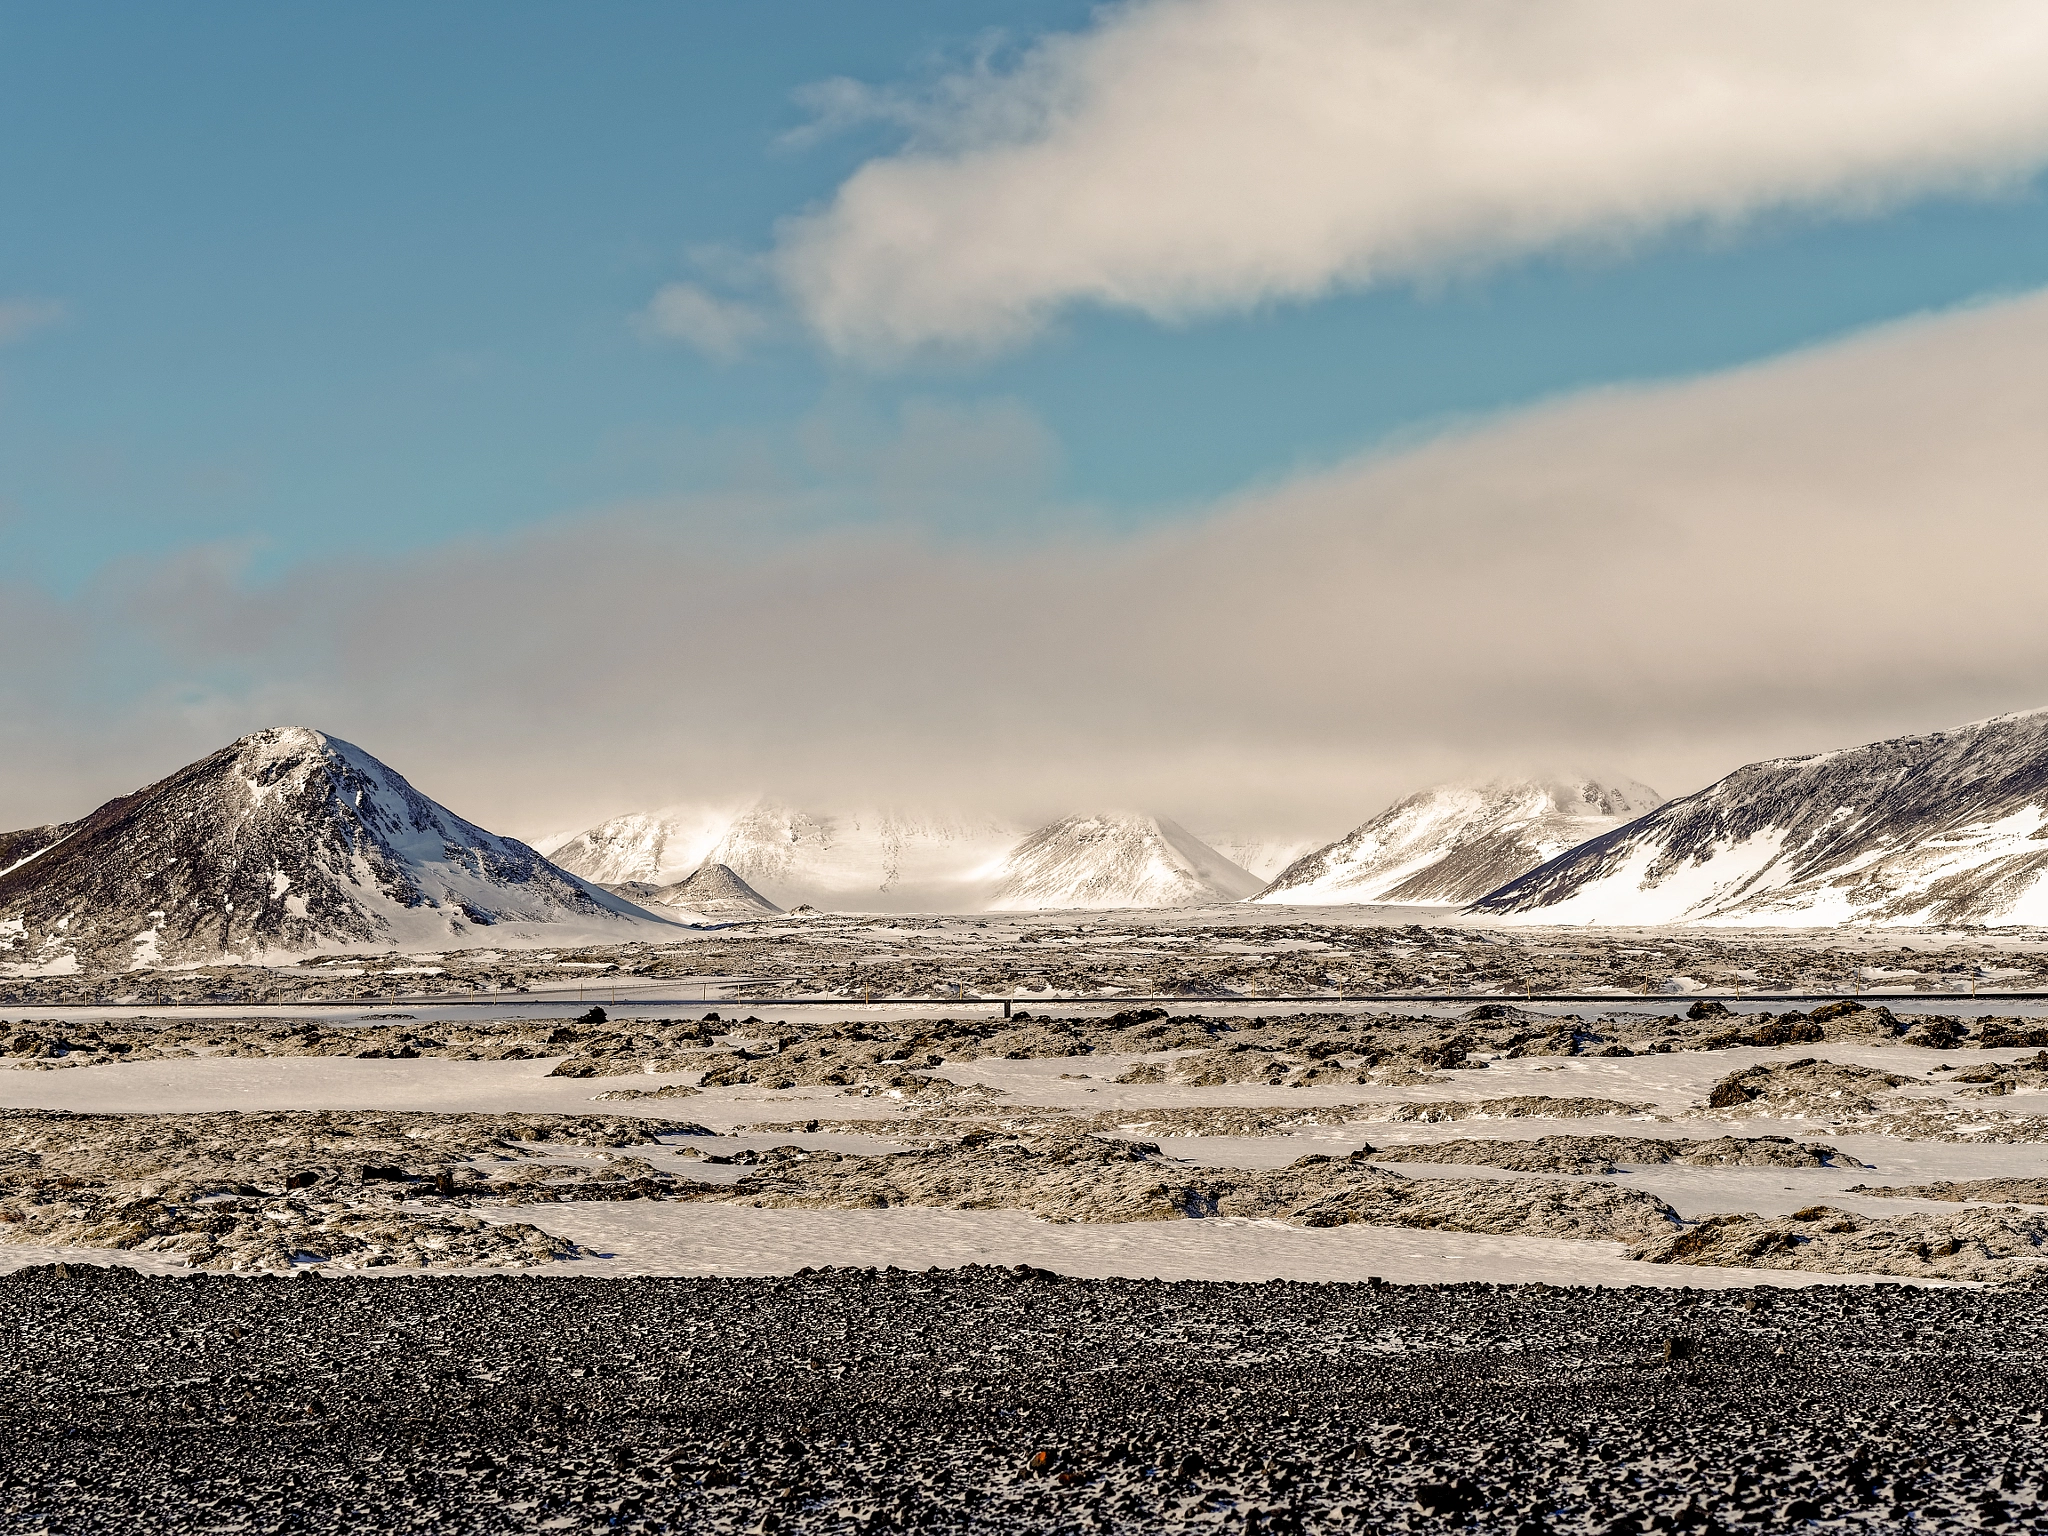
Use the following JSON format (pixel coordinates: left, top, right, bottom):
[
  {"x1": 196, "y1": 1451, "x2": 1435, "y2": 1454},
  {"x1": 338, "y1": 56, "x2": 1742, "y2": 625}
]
[{"x1": 5, "y1": 1266, "x2": 2042, "y2": 1534}]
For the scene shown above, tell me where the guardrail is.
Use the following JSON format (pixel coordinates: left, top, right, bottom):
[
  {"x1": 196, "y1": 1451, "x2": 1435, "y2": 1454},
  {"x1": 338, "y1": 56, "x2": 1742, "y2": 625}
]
[{"x1": 8, "y1": 988, "x2": 2048, "y2": 1014}]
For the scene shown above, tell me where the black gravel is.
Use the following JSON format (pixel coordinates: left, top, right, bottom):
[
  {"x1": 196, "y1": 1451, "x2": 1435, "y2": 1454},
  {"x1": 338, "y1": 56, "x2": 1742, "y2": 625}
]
[{"x1": 4, "y1": 1264, "x2": 2043, "y2": 1533}]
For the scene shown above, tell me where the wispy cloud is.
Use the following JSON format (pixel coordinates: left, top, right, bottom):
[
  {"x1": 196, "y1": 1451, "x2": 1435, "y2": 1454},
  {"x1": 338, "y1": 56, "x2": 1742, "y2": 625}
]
[
  {"x1": 0, "y1": 297, "x2": 68, "y2": 347},
  {"x1": 638, "y1": 281, "x2": 769, "y2": 359},
  {"x1": 772, "y1": 0, "x2": 2048, "y2": 356}
]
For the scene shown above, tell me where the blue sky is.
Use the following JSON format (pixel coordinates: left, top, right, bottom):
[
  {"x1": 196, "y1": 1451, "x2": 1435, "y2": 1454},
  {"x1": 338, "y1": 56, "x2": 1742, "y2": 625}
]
[
  {"x1": 5, "y1": 2, "x2": 2047, "y2": 591},
  {"x1": 5, "y1": 1, "x2": 2048, "y2": 834}
]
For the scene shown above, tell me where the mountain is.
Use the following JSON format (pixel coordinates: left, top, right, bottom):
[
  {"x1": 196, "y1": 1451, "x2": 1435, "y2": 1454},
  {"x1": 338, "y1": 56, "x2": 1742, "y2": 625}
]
[
  {"x1": 1256, "y1": 777, "x2": 1664, "y2": 907},
  {"x1": 1470, "y1": 709, "x2": 2048, "y2": 926},
  {"x1": 984, "y1": 813, "x2": 1265, "y2": 910},
  {"x1": 0, "y1": 728, "x2": 673, "y2": 974},
  {"x1": 540, "y1": 805, "x2": 739, "y2": 887},
  {"x1": 631, "y1": 862, "x2": 783, "y2": 921}
]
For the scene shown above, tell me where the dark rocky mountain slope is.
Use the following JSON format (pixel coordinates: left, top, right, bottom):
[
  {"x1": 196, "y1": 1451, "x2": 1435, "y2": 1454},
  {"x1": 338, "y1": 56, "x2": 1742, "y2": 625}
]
[
  {"x1": 1472, "y1": 708, "x2": 2048, "y2": 926},
  {"x1": 0, "y1": 727, "x2": 670, "y2": 974}
]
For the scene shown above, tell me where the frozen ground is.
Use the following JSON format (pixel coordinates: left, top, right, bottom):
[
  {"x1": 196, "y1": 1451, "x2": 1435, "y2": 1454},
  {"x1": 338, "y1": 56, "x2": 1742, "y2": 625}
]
[
  {"x1": 11, "y1": 903, "x2": 2048, "y2": 1009},
  {"x1": 10, "y1": 968, "x2": 2048, "y2": 1284}
]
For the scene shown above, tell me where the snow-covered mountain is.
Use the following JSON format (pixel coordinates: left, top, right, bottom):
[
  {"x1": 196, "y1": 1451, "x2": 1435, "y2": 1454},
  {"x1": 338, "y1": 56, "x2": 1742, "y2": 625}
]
[
  {"x1": 621, "y1": 862, "x2": 783, "y2": 921},
  {"x1": 1257, "y1": 777, "x2": 1665, "y2": 907},
  {"x1": 0, "y1": 728, "x2": 674, "y2": 974},
  {"x1": 985, "y1": 813, "x2": 1265, "y2": 910},
  {"x1": 1471, "y1": 709, "x2": 2048, "y2": 926}
]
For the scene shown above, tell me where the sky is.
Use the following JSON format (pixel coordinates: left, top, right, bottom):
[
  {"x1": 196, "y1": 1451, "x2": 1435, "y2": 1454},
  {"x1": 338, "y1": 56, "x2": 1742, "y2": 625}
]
[{"x1": 5, "y1": 1, "x2": 2048, "y2": 845}]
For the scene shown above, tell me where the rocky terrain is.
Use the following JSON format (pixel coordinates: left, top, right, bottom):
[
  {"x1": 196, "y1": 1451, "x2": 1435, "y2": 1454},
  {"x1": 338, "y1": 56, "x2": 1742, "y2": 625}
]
[
  {"x1": 0, "y1": 995, "x2": 2028, "y2": 1086},
  {"x1": 0, "y1": 1107, "x2": 712, "y2": 1272},
  {"x1": 11, "y1": 1264, "x2": 2048, "y2": 1533},
  {"x1": 11, "y1": 905, "x2": 2048, "y2": 1008},
  {"x1": 7, "y1": 911, "x2": 2048, "y2": 1011}
]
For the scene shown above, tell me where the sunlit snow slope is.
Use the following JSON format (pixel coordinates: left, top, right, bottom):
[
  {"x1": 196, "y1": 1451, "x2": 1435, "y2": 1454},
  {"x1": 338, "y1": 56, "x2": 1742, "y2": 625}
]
[
  {"x1": 985, "y1": 814, "x2": 1265, "y2": 910},
  {"x1": 0, "y1": 728, "x2": 673, "y2": 974},
  {"x1": 1258, "y1": 778, "x2": 1663, "y2": 907},
  {"x1": 1472, "y1": 709, "x2": 2048, "y2": 926}
]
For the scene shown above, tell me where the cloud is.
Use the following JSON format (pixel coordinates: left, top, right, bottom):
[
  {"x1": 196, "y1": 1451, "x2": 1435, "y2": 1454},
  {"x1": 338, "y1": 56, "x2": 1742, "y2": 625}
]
[
  {"x1": 639, "y1": 282, "x2": 769, "y2": 358},
  {"x1": 774, "y1": 0, "x2": 2048, "y2": 355},
  {"x1": 0, "y1": 298, "x2": 68, "y2": 346},
  {"x1": 6, "y1": 289, "x2": 2048, "y2": 846}
]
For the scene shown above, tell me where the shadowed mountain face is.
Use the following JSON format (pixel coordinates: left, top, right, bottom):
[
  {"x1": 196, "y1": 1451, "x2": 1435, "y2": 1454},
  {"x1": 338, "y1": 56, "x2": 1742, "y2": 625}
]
[
  {"x1": 0, "y1": 728, "x2": 667, "y2": 975},
  {"x1": 1258, "y1": 778, "x2": 1663, "y2": 907},
  {"x1": 1472, "y1": 709, "x2": 2048, "y2": 927},
  {"x1": 0, "y1": 824, "x2": 73, "y2": 879}
]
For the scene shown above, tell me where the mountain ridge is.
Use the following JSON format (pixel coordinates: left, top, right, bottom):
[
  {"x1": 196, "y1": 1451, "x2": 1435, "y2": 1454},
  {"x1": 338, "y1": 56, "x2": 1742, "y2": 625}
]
[
  {"x1": 1258, "y1": 776, "x2": 1663, "y2": 907},
  {"x1": 1470, "y1": 708, "x2": 2048, "y2": 926}
]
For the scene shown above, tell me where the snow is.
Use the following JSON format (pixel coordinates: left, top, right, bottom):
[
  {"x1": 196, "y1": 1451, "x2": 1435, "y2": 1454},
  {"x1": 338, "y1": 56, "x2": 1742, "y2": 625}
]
[
  {"x1": 6, "y1": 1030, "x2": 2043, "y2": 1285},
  {"x1": 471, "y1": 1204, "x2": 1910, "y2": 1287},
  {"x1": 1478, "y1": 709, "x2": 2048, "y2": 927},
  {"x1": 1490, "y1": 828, "x2": 1792, "y2": 927},
  {"x1": 543, "y1": 804, "x2": 745, "y2": 886}
]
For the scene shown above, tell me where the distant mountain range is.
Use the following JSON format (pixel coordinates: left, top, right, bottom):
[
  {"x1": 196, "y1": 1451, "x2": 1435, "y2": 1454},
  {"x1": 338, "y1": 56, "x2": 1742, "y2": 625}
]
[
  {"x1": 11, "y1": 703, "x2": 2048, "y2": 973},
  {"x1": 1472, "y1": 709, "x2": 2048, "y2": 927},
  {"x1": 1257, "y1": 777, "x2": 1663, "y2": 907},
  {"x1": 0, "y1": 728, "x2": 669, "y2": 976}
]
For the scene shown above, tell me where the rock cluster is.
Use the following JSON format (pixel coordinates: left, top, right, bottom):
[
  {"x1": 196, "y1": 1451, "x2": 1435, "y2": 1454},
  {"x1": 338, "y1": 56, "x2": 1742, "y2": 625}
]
[
  {"x1": 1630, "y1": 1203, "x2": 2048, "y2": 1283},
  {"x1": 1366, "y1": 1133, "x2": 1865, "y2": 1175},
  {"x1": 1702, "y1": 1057, "x2": 1912, "y2": 1115},
  {"x1": 0, "y1": 1108, "x2": 708, "y2": 1272},
  {"x1": 700, "y1": 1134, "x2": 1683, "y2": 1241}
]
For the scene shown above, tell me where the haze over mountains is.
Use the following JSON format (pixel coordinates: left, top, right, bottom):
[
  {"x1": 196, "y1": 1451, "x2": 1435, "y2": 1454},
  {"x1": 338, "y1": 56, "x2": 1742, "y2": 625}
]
[{"x1": 538, "y1": 800, "x2": 1301, "y2": 914}]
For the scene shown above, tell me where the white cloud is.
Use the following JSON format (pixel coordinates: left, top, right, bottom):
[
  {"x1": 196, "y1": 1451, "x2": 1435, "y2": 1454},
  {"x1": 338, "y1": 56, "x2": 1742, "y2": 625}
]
[
  {"x1": 639, "y1": 281, "x2": 768, "y2": 358},
  {"x1": 7, "y1": 288, "x2": 2048, "y2": 845},
  {"x1": 774, "y1": 0, "x2": 2048, "y2": 355},
  {"x1": 0, "y1": 298, "x2": 68, "y2": 346}
]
